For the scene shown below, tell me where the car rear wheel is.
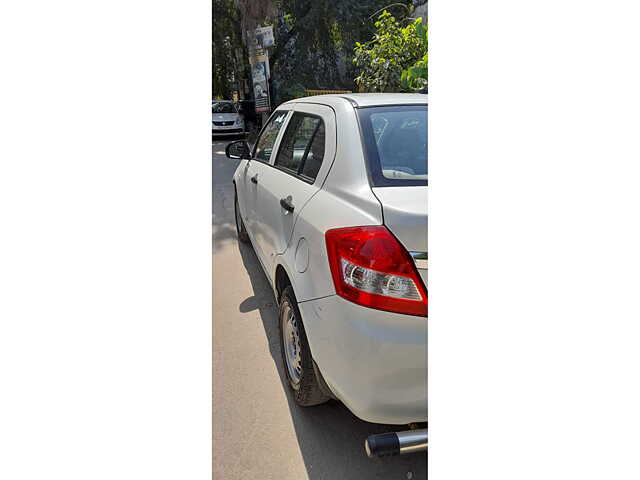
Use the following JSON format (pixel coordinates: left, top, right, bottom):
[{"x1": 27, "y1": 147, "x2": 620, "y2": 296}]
[
  {"x1": 234, "y1": 190, "x2": 250, "y2": 243},
  {"x1": 279, "y1": 286, "x2": 330, "y2": 407}
]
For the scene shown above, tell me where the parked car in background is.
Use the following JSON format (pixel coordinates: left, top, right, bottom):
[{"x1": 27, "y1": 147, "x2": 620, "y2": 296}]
[
  {"x1": 226, "y1": 93, "x2": 427, "y2": 457},
  {"x1": 212, "y1": 100, "x2": 245, "y2": 137}
]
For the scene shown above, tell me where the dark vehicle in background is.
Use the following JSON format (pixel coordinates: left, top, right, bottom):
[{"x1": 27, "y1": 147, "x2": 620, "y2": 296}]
[{"x1": 238, "y1": 100, "x2": 258, "y2": 132}]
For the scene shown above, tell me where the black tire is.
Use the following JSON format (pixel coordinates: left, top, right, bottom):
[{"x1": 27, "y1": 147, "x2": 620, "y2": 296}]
[
  {"x1": 279, "y1": 286, "x2": 330, "y2": 407},
  {"x1": 234, "y1": 189, "x2": 250, "y2": 243}
]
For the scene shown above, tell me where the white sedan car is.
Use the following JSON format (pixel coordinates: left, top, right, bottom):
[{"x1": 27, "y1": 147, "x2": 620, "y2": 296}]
[
  {"x1": 212, "y1": 100, "x2": 245, "y2": 137},
  {"x1": 226, "y1": 93, "x2": 427, "y2": 456}
]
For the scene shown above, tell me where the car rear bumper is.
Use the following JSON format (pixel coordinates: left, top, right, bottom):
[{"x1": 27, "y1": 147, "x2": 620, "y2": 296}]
[{"x1": 297, "y1": 294, "x2": 427, "y2": 425}]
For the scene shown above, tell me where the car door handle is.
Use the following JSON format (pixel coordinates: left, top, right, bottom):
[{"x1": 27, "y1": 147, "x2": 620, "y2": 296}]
[
  {"x1": 250, "y1": 174, "x2": 258, "y2": 184},
  {"x1": 280, "y1": 196, "x2": 295, "y2": 213}
]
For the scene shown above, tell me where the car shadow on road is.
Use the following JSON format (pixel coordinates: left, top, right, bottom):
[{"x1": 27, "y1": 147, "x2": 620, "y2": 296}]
[
  {"x1": 236, "y1": 239, "x2": 427, "y2": 480},
  {"x1": 211, "y1": 216, "x2": 237, "y2": 254}
]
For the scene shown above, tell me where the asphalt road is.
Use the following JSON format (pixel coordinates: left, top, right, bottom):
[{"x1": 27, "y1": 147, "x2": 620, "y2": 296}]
[{"x1": 212, "y1": 139, "x2": 427, "y2": 479}]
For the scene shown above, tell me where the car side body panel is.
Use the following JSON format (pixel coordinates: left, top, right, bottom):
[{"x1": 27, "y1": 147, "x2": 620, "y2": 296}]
[
  {"x1": 272, "y1": 99, "x2": 383, "y2": 302},
  {"x1": 274, "y1": 187, "x2": 383, "y2": 302},
  {"x1": 252, "y1": 104, "x2": 337, "y2": 277}
]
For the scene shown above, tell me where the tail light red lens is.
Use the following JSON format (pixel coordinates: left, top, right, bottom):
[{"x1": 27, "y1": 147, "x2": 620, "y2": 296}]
[{"x1": 325, "y1": 226, "x2": 428, "y2": 317}]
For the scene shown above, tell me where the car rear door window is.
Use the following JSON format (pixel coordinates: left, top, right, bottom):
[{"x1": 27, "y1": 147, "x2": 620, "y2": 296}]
[
  {"x1": 274, "y1": 113, "x2": 325, "y2": 182},
  {"x1": 300, "y1": 121, "x2": 325, "y2": 180},
  {"x1": 254, "y1": 110, "x2": 288, "y2": 162}
]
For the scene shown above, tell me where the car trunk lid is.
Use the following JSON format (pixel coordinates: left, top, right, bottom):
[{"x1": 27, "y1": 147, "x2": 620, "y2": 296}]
[{"x1": 371, "y1": 186, "x2": 428, "y2": 284}]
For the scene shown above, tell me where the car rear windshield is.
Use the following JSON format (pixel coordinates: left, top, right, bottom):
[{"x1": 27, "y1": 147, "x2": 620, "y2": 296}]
[
  {"x1": 212, "y1": 102, "x2": 236, "y2": 113},
  {"x1": 357, "y1": 105, "x2": 427, "y2": 187}
]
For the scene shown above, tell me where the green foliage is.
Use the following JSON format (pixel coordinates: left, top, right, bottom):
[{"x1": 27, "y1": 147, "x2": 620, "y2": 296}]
[
  {"x1": 278, "y1": 82, "x2": 306, "y2": 100},
  {"x1": 400, "y1": 20, "x2": 428, "y2": 91},
  {"x1": 213, "y1": 0, "x2": 246, "y2": 99},
  {"x1": 215, "y1": 1, "x2": 418, "y2": 104},
  {"x1": 269, "y1": 0, "x2": 412, "y2": 104},
  {"x1": 353, "y1": 11, "x2": 425, "y2": 92},
  {"x1": 270, "y1": 0, "x2": 342, "y2": 98}
]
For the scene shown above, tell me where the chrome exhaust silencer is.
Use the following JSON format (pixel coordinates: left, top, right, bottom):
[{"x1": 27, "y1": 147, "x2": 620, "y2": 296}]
[{"x1": 365, "y1": 429, "x2": 427, "y2": 458}]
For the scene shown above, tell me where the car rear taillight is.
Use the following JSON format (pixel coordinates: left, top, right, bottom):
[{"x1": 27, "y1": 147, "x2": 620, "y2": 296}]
[{"x1": 325, "y1": 226, "x2": 428, "y2": 317}]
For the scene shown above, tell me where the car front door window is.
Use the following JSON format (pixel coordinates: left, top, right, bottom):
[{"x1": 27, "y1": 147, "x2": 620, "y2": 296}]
[{"x1": 254, "y1": 111, "x2": 288, "y2": 162}]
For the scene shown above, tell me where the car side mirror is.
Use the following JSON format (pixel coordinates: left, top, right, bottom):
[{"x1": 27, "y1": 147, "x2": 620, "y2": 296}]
[{"x1": 226, "y1": 140, "x2": 251, "y2": 160}]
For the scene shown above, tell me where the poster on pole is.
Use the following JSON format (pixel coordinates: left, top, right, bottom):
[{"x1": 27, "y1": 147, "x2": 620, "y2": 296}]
[
  {"x1": 255, "y1": 26, "x2": 274, "y2": 48},
  {"x1": 250, "y1": 57, "x2": 270, "y2": 113},
  {"x1": 247, "y1": 26, "x2": 273, "y2": 113},
  {"x1": 247, "y1": 26, "x2": 274, "y2": 51}
]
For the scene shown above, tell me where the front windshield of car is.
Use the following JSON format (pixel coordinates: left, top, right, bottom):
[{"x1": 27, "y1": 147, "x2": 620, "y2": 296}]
[
  {"x1": 358, "y1": 105, "x2": 427, "y2": 187},
  {"x1": 212, "y1": 102, "x2": 236, "y2": 114}
]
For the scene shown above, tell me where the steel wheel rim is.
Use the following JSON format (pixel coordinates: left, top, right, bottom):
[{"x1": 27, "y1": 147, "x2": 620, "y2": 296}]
[{"x1": 281, "y1": 302, "x2": 302, "y2": 387}]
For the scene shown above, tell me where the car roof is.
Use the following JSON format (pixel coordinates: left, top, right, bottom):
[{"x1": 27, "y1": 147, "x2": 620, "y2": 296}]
[{"x1": 282, "y1": 93, "x2": 427, "y2": 109}]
